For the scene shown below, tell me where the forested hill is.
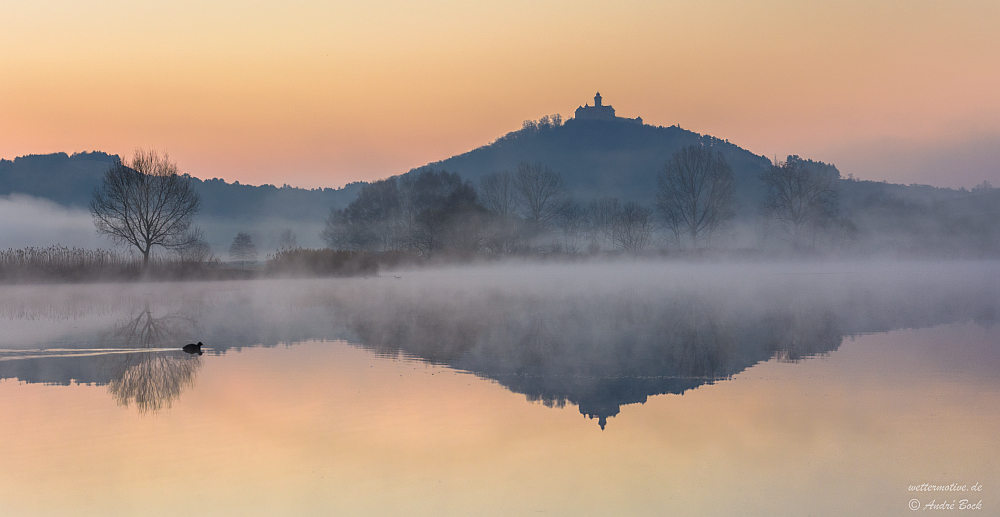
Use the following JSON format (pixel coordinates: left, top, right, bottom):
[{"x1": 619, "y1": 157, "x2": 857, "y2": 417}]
[
  {"x1": 0, "y1": 152, "x2": 361, "y2": 221},
  {"x1": 0, "y1": 152, "x2": 115, "y2": 207},
  {"x1": 411, "y1": 118, "x2": 774, "y2": 210}
]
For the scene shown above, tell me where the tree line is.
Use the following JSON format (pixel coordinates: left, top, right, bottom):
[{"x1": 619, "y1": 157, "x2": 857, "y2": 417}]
[
  {"x1": 321, "y1": 145, "x2": 843, "y2": 255},
  {"x1": 83, "y1": 145, "x2": 845, "y2": 266}
]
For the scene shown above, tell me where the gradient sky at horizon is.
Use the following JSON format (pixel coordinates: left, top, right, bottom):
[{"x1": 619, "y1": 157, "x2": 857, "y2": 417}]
[{"x1": 1, "y1": 0, "x2": 998, "y2": 189}]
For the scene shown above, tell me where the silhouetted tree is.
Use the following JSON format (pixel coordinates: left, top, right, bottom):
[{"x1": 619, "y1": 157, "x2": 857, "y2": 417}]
[
  {"x1": 480, "y1": 171, "x2": 518, "y2": 217},
  {"x1": 586, "y1": 197, "x2": 621, "y2": 252},
  {"x1": 514, "y1": 162, "x2": 566, "y2": 227},
  {"x1": 90, "y1": 149, "x2": 201, "y2": 265},
  {"x1": 229, "y1": 232, "x2": 257, "y2": 265},
  {"x1": 760, "y1": 156, "x2": 839, "y2": 249},
  {"x1": 174, "y1": 227, "x2": 212, "y2": 264},
  {"x1": 972, "y1": 180, "x2": 994, "y2": 193},
  {"x1": 277, "y1": 229, "x2": 298, "y2": 250},
  {"x1": 655, "y1": 145, "x2": 735, "y2": 247},
  {"x1": 613, "y1": 202, "x2": 653, "y2": 253},
  {"x1": 556, "y1": 200, "x2": 587, "y2": 253},
  {"x1": 322, "y1": 177, "x2": 404, "y2": 251},
  {"x1": 324, "y1": 170, "x2": 486, "y2": 255},
  {"x1": 480, "y1": 171, "x2": 521, "y2": 254},
  {"x1": 402, "y1": 170, "x2": 485, "y2": 254}
]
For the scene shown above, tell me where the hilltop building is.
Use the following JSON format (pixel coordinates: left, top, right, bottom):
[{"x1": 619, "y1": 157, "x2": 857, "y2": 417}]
[{"x1": 572, "y1": 92, "x2": 642, "y2": 124}]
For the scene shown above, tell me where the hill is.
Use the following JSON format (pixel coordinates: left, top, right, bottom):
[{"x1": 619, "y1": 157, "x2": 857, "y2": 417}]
[
  {"x1": 412, "y1": 117, "x2": 774, "y2": 214},
  {"x1": 4, "y1": 108, "x2": 999, "y2": 256},
  {"x1": 0, "y1": 152, "x2": 364, "y2": 251},
  {"x1": 0, "y1": 152, "x2": 361, "y2": 222}
]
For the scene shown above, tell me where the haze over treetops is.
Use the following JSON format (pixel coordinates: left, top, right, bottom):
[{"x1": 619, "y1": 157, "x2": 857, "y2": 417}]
[{"x1": 2, "y1": 1, "x2": 998, "y2": 190}]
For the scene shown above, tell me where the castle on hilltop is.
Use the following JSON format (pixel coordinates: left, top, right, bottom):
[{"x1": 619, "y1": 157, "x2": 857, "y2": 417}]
[{"x1": 572, "y1": 92, "x2": 642, "y2": 124}]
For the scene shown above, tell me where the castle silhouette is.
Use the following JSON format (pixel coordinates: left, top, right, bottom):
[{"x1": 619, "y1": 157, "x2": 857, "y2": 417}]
[{"x1": 573, "y1": 92, "x2": 642, "y2": 124}]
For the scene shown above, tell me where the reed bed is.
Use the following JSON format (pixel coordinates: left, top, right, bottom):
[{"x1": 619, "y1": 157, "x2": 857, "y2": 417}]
[
  {"x1": 0, "y1": 246, "x2": 380, "y2": 283},
  {"x1": 0, "y1": 246, "x2": 142, "y2": 281},
  {"x1": 264, "y1": 248, "x2": 379, "y2": 277},
  {"x1": 0, "y1": 246, "x2": 237, "y2": 283}
]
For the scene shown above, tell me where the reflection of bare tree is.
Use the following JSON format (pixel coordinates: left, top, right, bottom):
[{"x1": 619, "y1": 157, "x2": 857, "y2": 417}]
[
  {"x1": 107, "y1": 353, "x2": 200, "y2": 414},
  {"x1": 101, "y1": 303, "x2": 202, "y2": 414}
]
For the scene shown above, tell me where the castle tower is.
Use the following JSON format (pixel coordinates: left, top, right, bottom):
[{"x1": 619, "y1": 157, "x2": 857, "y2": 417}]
[{"x1": 572, "y1": 91, "x2": 640, "y2": 124}]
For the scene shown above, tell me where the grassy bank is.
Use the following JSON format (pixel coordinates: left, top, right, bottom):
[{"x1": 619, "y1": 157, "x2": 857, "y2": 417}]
[{"x1": 0, "y1": 246, "x2": 379, "y2": 284}]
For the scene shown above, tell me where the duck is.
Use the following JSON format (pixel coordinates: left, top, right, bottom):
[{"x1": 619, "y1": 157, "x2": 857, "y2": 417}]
[{"x1": 182, "y1": 342, "x2": 204, "y2": 355}]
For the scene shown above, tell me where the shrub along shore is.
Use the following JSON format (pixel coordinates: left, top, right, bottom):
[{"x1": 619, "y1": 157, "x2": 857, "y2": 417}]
[{"x1": 0, "y1": 246, "x2": 379, "y2": 284}]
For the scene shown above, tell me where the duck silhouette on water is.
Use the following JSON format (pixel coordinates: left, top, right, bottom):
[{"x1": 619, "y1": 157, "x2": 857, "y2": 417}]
[{"x1": 182, "y1": 342, "x2": 204, "y2": 355}]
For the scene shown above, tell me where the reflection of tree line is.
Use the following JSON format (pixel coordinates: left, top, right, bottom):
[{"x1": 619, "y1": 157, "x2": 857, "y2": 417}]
[
  {"x1": 338, "y1": 293, "x2": 848, "y2": 428},
  {"x1": 2, "y1": 269, "x2": 998, "y2": 424}
]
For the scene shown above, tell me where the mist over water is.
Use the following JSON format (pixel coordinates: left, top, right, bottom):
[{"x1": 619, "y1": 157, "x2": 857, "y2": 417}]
[
  {"x1": 1, "y1": 260, "x2": 999, "y2": 515},
  {"x1": 2, "y1": 260, "x2": 998, "y2": 421}
]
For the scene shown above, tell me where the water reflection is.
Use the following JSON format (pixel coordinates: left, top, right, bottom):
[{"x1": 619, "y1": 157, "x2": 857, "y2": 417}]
[
  {"x1": 100, "y1": 304, "x2": 202, "y2": 414},
  {"x1": 340, "y1": 294, "x2": 848, "y2": 428},
  {"x1": 0, "y1": 263, "x2": 998, "y2": 423}
]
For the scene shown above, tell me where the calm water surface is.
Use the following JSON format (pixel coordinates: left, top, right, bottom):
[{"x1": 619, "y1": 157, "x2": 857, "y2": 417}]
[{"x1": 0, "y1": 262, "x2": 998, "y2": 516}]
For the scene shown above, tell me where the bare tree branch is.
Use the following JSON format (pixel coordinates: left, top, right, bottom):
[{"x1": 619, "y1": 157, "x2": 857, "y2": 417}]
[
  {"x1": 514, "y1": 162, "x2": 566, "y2": 226},
  {"x1": 655, "y1": 145, "x2": 736, "y2": 248},
  {"x1": 760, "y1": 157, "x2": 839, "y2": 250},
  {"x1": 90, "y1": 149, "x2": 201, "y2": 265}
]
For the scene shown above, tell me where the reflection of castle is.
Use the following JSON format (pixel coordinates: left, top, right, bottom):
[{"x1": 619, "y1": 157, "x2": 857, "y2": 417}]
[{"x1": 572, "y1": 92, "x2": 642, "y2": 124}]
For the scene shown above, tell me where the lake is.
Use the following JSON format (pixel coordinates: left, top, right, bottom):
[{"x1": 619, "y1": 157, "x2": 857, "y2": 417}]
[{"x1": 0, "y1": 261, "x2": 997, "y2": 516}]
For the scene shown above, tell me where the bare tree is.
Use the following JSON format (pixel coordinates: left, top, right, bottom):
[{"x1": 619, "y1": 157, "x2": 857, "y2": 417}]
[
  {"x1": 229, "y1": 232, "x2": 257, "y2": 265},
  {"x1": 613, "y1": 202, "x2": 653, "y2": 253},
  {"x1": 480, "y1": 171, "x2": 521, "y2": 254},
  {"x1": 479, "y1": 171, "x2": 518, "y2": 217},
  {"x1": 514, "y1": 162, "x2": 566, "y2": 226},
  {"x1": 586, "y1": 197, "x2": 621, "y2": 252},
  {"x1": 322, "y1": 177, "x2": 405, "y2": 252},
  {"x1": 655, "y1": 145, "x2": 736, "y2": 247},
  {"x1": 760, "y1": 157, "x2": 839, "y2": 249},
  {"x1": 90, "y1": 149, "x2": 201, "y2": 265},
  {"x1": 277, "y1": 229, "x2": 298, "y2": 250},
  {"x1": 556, "y1": 200, "x2": 587, "y2": 253},
  {"x1": 174, "y1": 227, "x2": 212, "y2": 264}
]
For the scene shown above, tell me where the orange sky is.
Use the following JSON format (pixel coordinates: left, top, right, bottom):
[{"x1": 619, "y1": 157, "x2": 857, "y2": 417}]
[{"x1": 1, "y1": 0, "x2": 998, "y2": 189}]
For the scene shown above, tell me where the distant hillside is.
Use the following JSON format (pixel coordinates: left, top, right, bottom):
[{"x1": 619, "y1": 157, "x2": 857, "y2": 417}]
[
  {"x1": 411, "y1": 118, "x2": 774, "y2": 213},
  {"x1": 0, "y1": 152, "x2": 361, "y2": 222},
  {"x1": 0, "y1": 152, "x2": 116, "y2": 207},
  {"x1": 5, "y1": 118, "x2": 999, "y2": 256}
]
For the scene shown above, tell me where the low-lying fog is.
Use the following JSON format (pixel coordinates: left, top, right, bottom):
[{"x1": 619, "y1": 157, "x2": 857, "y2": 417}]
[
  {"x1": 3, "y1": 260, "x2": 999, "y2": 420},
  {"x1": 0, "y1": 193, "x2": 325, "y2": 256}
]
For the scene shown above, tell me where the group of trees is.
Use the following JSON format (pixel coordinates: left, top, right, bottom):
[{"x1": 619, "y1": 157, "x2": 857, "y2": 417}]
[
  {"x1": 759, "y1": 156, "x2": 840, "y2": 249},
  {"x1": 321, "y1": 169, "x2": 485, "y2": 255},
  {"x1": 320, "y1": 163, "x2": 662, "y2": 255},
  {"x1": 653, "y1": 147, "x2": 840, "y2": 249},
  {"x1": 320, "y1": 146, "x2": 843, "y2": 255},
  {"x1": 89, "y1": 146, "x2": 845, "y2": 266},
  {"x1": 89, "y1": 149, "x2": 282, "y2": 267}
]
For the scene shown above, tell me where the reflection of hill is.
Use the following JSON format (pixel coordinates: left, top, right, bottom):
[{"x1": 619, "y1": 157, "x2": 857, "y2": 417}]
[
  {"x1": 317, "y1": 265, "x2": 999, "y2": 427},
  {"x1": 1, "y1": 265, "x2": 998, "y2": 425},
  {"x1": 340, "y1": 293, "x2": 848, "y2": 428}
]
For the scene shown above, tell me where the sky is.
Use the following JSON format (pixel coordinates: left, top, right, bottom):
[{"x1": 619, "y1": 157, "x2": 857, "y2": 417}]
[{"x1": 1, "y1": 0, "x2": 998, "y2": 189}]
